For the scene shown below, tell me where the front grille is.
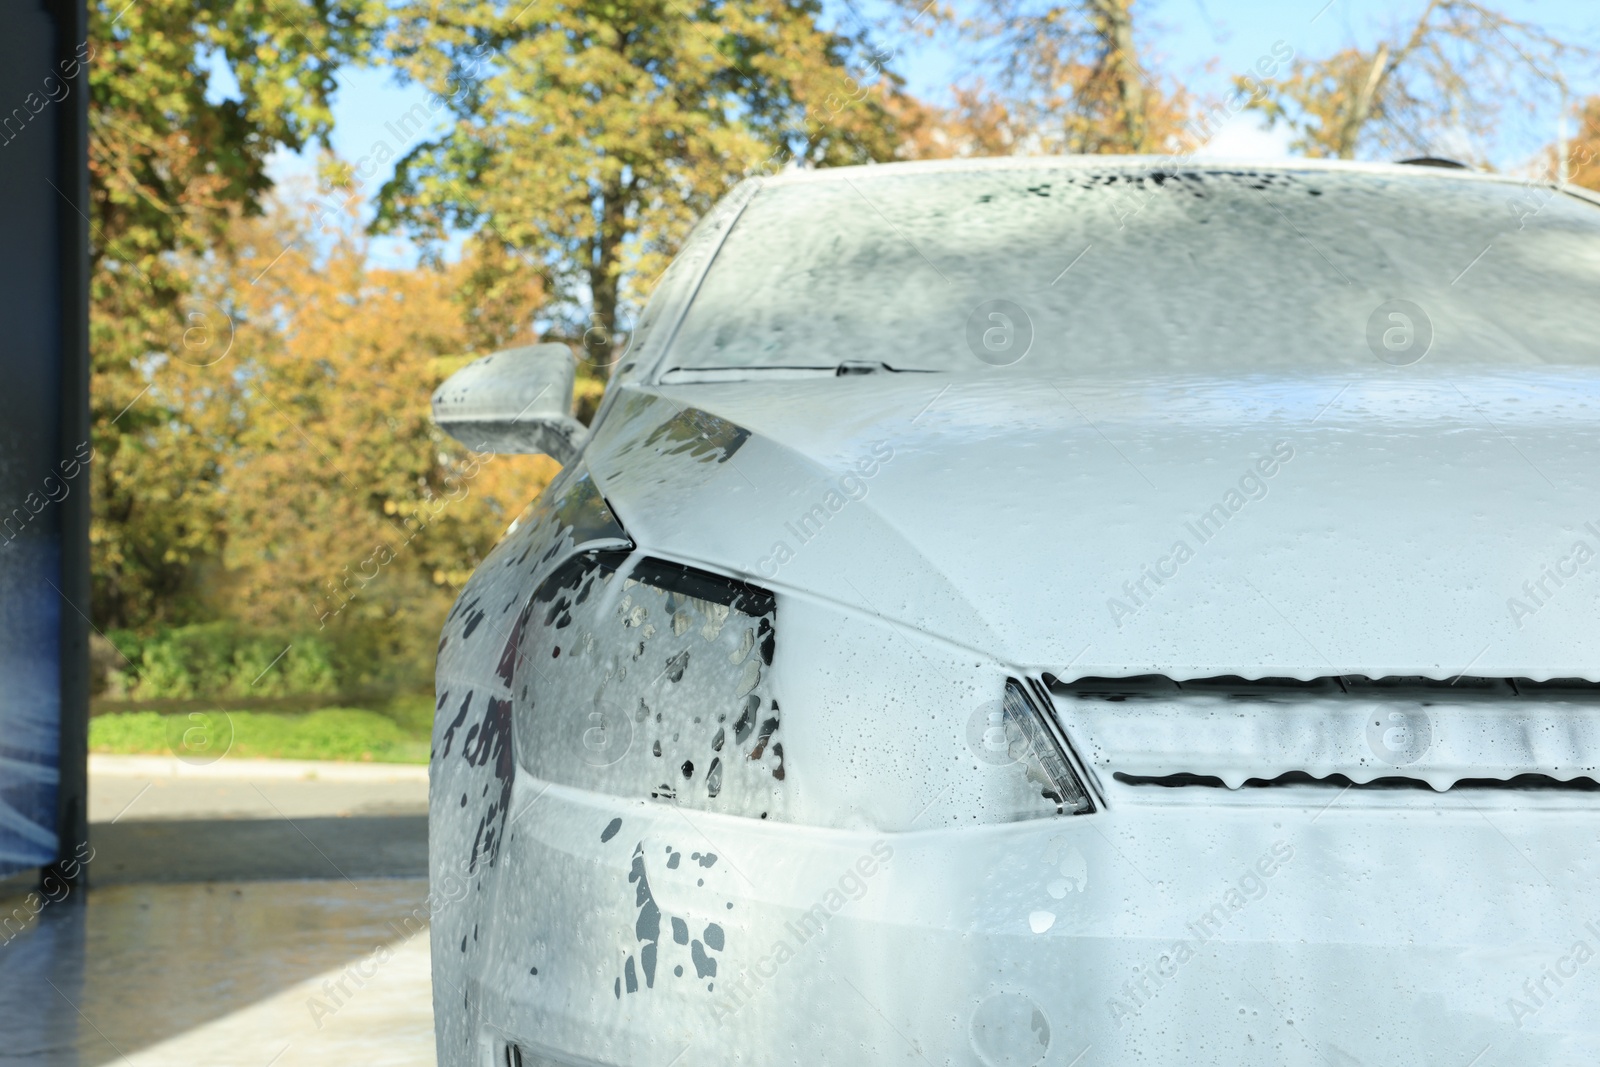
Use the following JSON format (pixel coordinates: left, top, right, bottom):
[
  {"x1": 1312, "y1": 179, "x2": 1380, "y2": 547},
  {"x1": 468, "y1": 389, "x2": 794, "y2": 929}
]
[
  {"x1": 1046, "y1": 674, "x2": 1600, "y2": 793},
  {"x1": 1113, "y1": 770, "x2": 1600, "y2": 791},
  {"x1": 1051, "y1": 674, "x2": 1600, "y2": 698}
]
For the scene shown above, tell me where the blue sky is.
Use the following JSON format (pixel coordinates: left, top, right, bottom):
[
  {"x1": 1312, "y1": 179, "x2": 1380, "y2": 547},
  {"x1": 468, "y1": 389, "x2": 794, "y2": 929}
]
[{"x1": 268, "y1": 0, "x2": 1599, "y2": 266}]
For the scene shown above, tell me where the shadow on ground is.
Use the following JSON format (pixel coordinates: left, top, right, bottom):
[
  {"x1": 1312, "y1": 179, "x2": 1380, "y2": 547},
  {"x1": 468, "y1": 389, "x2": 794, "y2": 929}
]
[{"x1": 88, "y1": 815, "x2": 428, "y2": 883}]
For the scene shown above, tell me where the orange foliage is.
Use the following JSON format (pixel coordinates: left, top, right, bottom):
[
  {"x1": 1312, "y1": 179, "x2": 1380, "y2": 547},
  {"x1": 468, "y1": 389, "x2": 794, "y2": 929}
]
[
  {"x1": 203, "y1": 194, "x2": 557, "y2": 685},
  {"x1": 1568, "y1": 96, "x2": 1600, "y2": 193}
]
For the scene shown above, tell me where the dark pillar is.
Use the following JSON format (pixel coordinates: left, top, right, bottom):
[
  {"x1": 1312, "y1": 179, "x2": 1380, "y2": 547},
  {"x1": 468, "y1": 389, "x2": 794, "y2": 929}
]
[
  {"x1": 48, "y1": 0, "x2": 93, "y2": 892},
  {"x1": 0, "y1": 0, "x2": 91, "y2": 888}
]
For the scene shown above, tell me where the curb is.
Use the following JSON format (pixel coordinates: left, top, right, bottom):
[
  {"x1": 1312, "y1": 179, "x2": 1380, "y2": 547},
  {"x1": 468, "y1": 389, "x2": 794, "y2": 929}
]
[{"x1": 89, "y1": 753, "x2": 430, "y2": 782}]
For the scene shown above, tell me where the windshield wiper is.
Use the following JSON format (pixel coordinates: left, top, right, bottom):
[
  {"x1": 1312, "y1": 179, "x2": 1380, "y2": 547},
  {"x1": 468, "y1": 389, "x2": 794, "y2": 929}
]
[
  {"x1": 833, "y1": 360, "x2": 938, "y2": 375},
  {"x1": 659, "y1": 361, "x2": 939, "y2": 383}
]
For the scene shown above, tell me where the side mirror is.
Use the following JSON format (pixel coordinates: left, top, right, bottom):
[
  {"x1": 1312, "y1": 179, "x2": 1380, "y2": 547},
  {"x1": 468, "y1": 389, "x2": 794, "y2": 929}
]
[{"x1": 431, "y1": 343, "x2": 589, "y2": 465}]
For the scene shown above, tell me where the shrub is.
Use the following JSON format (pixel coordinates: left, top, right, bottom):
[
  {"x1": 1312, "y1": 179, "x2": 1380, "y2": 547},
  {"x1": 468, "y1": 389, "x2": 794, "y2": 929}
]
[{"x1": 106, "y1": 623, "x2": 344, "y2": 701}]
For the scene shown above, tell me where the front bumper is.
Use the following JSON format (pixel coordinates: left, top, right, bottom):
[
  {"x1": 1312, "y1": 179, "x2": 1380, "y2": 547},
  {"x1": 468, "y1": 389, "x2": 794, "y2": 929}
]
[{"x1": 434, "y1": 774, "x2": 1600, "y2": 1067}]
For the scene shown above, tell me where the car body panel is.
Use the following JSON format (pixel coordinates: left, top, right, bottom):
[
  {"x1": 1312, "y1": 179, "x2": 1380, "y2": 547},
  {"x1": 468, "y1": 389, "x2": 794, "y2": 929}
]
[
  {"x1": 431, "y1": 370, "x2": 1600, "y2": 1067},
  {"x1": 589, "y1": 370, "x2": 1600, "y2": 681},
  {"x1": 458, "y1": 775, "x2": 1600, "y2": 1067}
]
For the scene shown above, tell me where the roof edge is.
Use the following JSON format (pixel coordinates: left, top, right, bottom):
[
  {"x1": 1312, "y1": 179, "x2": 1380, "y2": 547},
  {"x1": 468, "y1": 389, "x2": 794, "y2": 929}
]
[{"x1": 763, "y1": 154, "x2": 1542, "y2": 191}]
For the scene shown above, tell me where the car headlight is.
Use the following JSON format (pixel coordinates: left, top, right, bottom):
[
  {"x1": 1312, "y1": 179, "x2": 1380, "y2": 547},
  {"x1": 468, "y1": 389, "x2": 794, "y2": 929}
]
[
  {"x1": 986, "y1": 679, "x2": 1095, "y2": 816},
  {"x1": 511, "y1": 550, "x2": 1094, "y2": 830},
  {"x1": 514, "y1": 550, "x2": 788, "y2": 820}
]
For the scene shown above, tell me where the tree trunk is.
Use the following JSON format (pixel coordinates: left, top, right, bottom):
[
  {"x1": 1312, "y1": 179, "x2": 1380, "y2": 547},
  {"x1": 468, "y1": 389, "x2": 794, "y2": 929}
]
[
  {"x1": 1337, "y1": 0, "x2": 1439, "y2": 158},
  {"x1": 1340, "y1": 42, "x2": 1391, "y2": 158},
  {"x1": 586, "y1": 182, "x2": 627, "y2": 376},
  {"x1": 1089, "y1": 0, "x2": 1147, "y2": 151}
]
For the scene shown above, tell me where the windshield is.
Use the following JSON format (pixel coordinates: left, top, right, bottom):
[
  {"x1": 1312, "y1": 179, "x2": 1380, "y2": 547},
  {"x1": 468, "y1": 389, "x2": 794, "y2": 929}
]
[{"x1": 663, "y1": 164, "x2": 1600, "y2": 375}]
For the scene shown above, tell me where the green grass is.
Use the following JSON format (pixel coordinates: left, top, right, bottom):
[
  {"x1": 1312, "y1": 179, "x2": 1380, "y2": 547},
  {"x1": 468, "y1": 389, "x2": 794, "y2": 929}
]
[{"x1": 90, "y1": 707, "x2": 431, "y2": 764}]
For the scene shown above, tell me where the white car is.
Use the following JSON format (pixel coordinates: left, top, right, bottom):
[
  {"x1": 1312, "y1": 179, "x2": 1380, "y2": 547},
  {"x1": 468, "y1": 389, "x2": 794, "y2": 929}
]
[{"x1": 427, "y1": 157, "x2": 1600, "y2": 1067}]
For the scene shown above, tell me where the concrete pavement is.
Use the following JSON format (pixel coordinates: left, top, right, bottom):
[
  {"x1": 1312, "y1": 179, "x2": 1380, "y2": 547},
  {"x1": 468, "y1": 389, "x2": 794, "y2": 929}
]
[
  {"x1": 88, "y1": 754, "x2": 430, "y2": 821},
  {"x1": 0, "y1": 754, "x2": 437, "y2": 1066},
  {"x1": 87, "y1": 754, "x2": 429, "y2": 884}
]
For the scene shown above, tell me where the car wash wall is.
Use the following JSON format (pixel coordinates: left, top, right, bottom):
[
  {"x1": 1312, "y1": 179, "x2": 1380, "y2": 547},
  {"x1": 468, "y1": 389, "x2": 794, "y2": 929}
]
[{"x1": 0, "y1": 0, "x2": 91, "y2": 885}]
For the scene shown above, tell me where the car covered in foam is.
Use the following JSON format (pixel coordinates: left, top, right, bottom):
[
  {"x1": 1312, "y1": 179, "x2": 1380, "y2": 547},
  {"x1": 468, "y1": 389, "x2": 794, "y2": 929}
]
[{"x1": 428, "y1": 157, "x2": 1600, "y2": 1067}]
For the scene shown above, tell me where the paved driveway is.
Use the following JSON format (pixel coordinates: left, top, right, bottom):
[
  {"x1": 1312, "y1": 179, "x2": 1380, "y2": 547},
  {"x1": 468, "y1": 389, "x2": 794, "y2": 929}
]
[{"x1": 0, "y1": 756, "x2": 435, "y2": 1067}]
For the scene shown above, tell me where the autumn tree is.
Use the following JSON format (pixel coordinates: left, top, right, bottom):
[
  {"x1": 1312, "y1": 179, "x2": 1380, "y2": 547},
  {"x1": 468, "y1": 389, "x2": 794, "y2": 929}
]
[
  {"x1": 894, "y1": 0, "x2": 1189, "y2": 158},
  {"x1": 375, "y1": 0, "x2": 908, "y2": 370},
  {"x1": 215, "y1": 193, "x2": 554, "y2": 687},
  {"x1": 1241, "y1": 0, "x2": 1591, "y2": 163},
  {"x1": 88, "y1": 0, "x2": 373, "y2": 627},
  {"x1": 1564, "y1": 96, "x2": 1600, "y2": 191},
  {"x1": 887, "y1": 81, "x2": 1029, "y2": 158}
]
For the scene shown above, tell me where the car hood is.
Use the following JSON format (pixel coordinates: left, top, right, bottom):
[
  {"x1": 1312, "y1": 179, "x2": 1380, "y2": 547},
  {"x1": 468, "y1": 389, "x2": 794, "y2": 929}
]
[{"x1": 585, "y1": 368, "x2": 1600, "y2": 682}]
